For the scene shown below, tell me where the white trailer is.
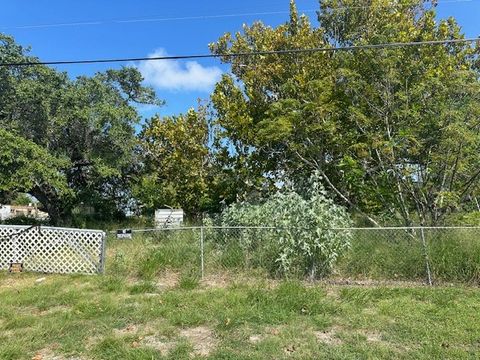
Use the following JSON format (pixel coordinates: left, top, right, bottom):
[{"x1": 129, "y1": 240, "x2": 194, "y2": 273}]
[{"x1": 155, "y1": 208, "x2": 184, "y2": 228}]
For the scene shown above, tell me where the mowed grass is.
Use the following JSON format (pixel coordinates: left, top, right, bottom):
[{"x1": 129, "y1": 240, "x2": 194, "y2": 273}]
[
  {"x1": 1, "y1": 235, "x2": 480, "y2": 359},
  {"x1": 1, "y1": 274, "x2": 480, "y2": 359}
]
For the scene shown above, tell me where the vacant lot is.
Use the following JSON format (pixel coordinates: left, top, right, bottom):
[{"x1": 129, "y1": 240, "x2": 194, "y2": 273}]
[
  {"x1": 1, "y1": 233, "x2": 480, "y2": 359},
  {"x1": 1, "y1": 270, "x2": 480, "y2": 359}
]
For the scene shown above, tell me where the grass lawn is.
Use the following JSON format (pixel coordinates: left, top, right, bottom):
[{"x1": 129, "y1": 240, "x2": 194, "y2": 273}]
[{"x1": 1, "y1": 271, "x2": 480, "y2": 360}]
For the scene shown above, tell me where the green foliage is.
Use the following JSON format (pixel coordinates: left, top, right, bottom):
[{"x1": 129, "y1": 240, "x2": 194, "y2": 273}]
[
  {"x1": 137, "y1": 108, "x2": 217, "y2": 217},
  {"x1": 0, "y1": 216, "x2": 48, "y2": 226},
  {"x1": 209, "y1": 0, "x2": 480, "y2": 226},
  {"x1": 337, "y1": 230, "x2": 427, "y2": 281},
  {"x1": 99, "y1": 275, "x2": 126, "y2": 293},
  {"x1": 335, "y1": 228, "x2": 480, "y2": 284},
  {"x1": 11, "y1": 193, "x2": 34, "y2": 206},
  {"x1": 427, "y1": 231, "x2": 480, "y2": 283},
  {"x1": 137, "y1": 231, "x2": 200, "y2": 280},
  {"x1": 0, "y1": 128, "x2": 71, "y2": 197},
  {"x1": 178, "y1": 272, "x2": 200, "y2": 290},
  {"x1": 210, "y1": 173, "x2": 352, "y2": 278},
  {"x1": 0, "y1": 34, "x2": 159, "y2": 225},
  {"x1": 129, "y1": 281, "x2": 157, "y2": 295}
]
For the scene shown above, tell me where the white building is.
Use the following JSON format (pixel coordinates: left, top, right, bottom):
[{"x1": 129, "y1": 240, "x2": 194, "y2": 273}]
[
  {"x1": 0, "y1": 204, "x2": 49, "y2": 221},
  {"x1": 155, "y1": 209, "x2": 184, "y2": 228},
  {"x1": 0, "y1": 205, "x2": 11, "y2": 221}
]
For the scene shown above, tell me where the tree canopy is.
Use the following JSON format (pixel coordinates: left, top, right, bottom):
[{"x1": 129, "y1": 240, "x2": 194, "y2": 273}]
[
  {"x1": 2, "y1": 0, "x2": 480, "y2": 227},
  {"x1": 208, "y1": 0, "x2": 480, "y2": 225},
  {"x1": 0, "y1": 34, "x2": 158, "y2": 225}
]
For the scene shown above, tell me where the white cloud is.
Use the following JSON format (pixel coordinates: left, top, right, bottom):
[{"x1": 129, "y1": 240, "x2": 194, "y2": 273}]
[{"x1": 138, "y1": 49, "x2": 223, "y2": 92}]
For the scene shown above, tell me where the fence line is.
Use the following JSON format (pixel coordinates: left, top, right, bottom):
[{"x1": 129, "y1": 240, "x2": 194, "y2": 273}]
[
  {"x1": 112, "y1": 225, "x2": 480, "y2": 233},
  {"x1": 111, "y1": 225, "x2": 480, "y2": 285}
]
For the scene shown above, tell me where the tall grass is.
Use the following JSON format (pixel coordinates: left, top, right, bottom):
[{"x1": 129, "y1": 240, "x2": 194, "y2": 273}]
[
  {"x1": 335, "y1": 229, "x2": 427, "y2": 281},
  {"x1": 427, "y1": 229, "x2": 480, "y2": 283},
  {"x1": 106, "y1": 227, "x2": 480, "y2": 285}
]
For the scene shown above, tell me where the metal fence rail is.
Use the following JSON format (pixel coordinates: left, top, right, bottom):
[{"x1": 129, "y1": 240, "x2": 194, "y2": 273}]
[
  {"x1": 113, "y1": 226, "x2": 480, "y2": 284},
  {"x1": 0, "y1": 225, "x2": 106, "y2": 275}
]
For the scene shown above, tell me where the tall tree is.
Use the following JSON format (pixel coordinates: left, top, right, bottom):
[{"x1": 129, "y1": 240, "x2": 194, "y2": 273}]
[
  {"x1": 137, "y1": 108, "x2": 215, "y2": 218},
  {"x1": 209, "y1": 0, "x2": 480, "y2": 225},
  {"x1": 0, "y1": 34, "x2": 159, "y2": 225}
]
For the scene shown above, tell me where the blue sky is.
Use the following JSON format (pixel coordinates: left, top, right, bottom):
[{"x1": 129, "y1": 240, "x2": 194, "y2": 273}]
[{"x1": 1, "y1": 0, "x2": 479, "y2": 121}]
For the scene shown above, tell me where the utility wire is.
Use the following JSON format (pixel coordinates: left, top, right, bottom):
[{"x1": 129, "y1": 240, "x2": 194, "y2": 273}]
[
  {"x1": 0, "y1": 37, "x2": 478, "y2": 68},
  {"x1": 2, "y1": 9, "x2": 318, "y2": 30},
  {"x1": 0, "y1": 0, "x2": 476, "y2": 31}
]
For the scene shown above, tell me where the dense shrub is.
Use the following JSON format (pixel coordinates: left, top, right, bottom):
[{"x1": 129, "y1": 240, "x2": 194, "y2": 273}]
[
  {"x1": 207, "y1": 174, "x2": 352, "y2": 279},
  {"x1": 1, "y1": 215, "x2": 49, "y2": 226}
]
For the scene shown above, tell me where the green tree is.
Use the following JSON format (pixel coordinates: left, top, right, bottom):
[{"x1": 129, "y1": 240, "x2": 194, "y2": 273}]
[
  {"x1": 0, "y1": 34, "x2": 159, "y2": 225},
  {"x1": 209, "y1": 172, "x2": 352, "y2": 279},
  {"x1": 209, "y1": 0, "x2": 480, "y2": 226},
  {"x1": 137, "y1": 108, "x2": 214, "y2": 218},
  {"x1": 12, "y1": 193, "x2": 35, "y2": 206},
  {"x1": 0, "y1": 128, "x2": 73, "y2": 213}
]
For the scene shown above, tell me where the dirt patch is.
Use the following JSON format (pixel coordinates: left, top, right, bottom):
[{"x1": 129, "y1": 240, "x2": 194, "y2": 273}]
[
  {"x1": 201, "y1": 274, "x2": 231, "y2": 289},
  {"x1": 141, "y1": 335, "x2": 174, "y2": 355},
  {"x1": 197, "y1": 272, "x2": 280, "y2": 290},
  {"x1": 283, "y1": 343, "x2": 297, "y2": 355},
  {"x1": 318, "y1": 279, "x2": 431, "y2": 288},
  {"x1": 358, "y1": 330, "x2": 384, "y2": 343},
  {"x1": 325, "y1": 287, "x2": 340, "y2": 300},
  {"x1": 180, "y1": 326, "x2": 217, "y2": 356},
  {"x1": 113, "y1": 324, "x2": 138, "y2": 336},
  {"x1": 266, "y1": 326, "x2": 283, "y2": 336},
  {"x1": 249, "y1": 334, "x2": 264, "y2": 344},
  {"x1": 314, "y1": 327, "x2": 343, "y2": 346},
  {"x1": 156, "y1": 271, "x2": 180, "y2": 289},
  {"x1": 31, "y1": 347, "x2": 87, "y2": 360},
  {"x1": 0, "y1": 275, "x2": 38, "y2": 290},
  {"x1": 362, "y1": 307, "x2": 377, "y2": 316},
  {"x1": 0, "y1": 328, "x2": 14, "y2": 338},
  {"x1": 84, "y1": 335, "x2": 100, "y2": 351},
  {"x1": 38, "y1": 305, "x2": 70, "y2": 316}
]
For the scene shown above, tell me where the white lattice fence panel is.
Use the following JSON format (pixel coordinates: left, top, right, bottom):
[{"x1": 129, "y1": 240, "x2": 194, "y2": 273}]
[{"x1": 0, "y1": 225, "x2": 105, "y2": 274}]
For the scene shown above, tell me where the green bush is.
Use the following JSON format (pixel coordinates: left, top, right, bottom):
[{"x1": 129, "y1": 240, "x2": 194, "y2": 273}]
[
  {"x1": 207, "y1": 173, "x2": 352, "y2": 279},
  {"x1": 1, "y1": 215, "x2": 49, "y2": 226}
]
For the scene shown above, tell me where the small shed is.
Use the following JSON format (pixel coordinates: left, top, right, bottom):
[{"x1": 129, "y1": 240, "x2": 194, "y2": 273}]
[
  {"x1": 0, "y1": 205, "x2": 11, "y2": 221},
  {"x1": 155, "y1": 209, "x2": 184, "y2": 228}
]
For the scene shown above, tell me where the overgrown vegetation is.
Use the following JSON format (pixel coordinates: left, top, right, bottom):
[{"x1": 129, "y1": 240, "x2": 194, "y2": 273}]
[
  {"x1": 85, "y1": 223, "x2": 480, "y2": 290},
  {"x1": 209, "y1": 0, "x2": 480, "y2": 226},
  {"x1": 207, "y1": 173, "x2": 352, "y2": 279},
  {"x1": 2, "y1": 0, "x2": 480, "y2": 358},
  {"x1": 2, "y1": 0, "x2": 480, "y2": 227}
]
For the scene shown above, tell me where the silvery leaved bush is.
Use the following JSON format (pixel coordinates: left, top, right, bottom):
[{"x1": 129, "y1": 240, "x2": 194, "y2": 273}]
[{"x1": 209, "y1": 173, "x2": 352, "y2": 279}]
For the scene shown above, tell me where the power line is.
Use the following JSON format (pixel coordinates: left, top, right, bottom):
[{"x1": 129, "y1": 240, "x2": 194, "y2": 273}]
[
  {"x1": 1, "y1": 9, "x2": 318, "y2": 30},
  {"x1": 0, "y1": 38, "x2": 478, "y2": 68},
  {"x1": 0, "y1": 0, "x2": 477, "y2": 31}
]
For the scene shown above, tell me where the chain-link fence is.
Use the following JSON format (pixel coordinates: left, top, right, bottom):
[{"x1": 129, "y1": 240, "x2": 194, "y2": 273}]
[
  {"x1": 116, "y1": 226, "x2": 480, "y2": 285},
  {"x1": 335, "y1": 227, "x2": 480, "y2": 284}
]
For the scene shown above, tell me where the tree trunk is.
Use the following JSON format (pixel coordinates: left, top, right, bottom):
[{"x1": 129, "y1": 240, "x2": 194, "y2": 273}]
[{"x1": 30, "y1": 185, "x2": 73, "y2": 227}]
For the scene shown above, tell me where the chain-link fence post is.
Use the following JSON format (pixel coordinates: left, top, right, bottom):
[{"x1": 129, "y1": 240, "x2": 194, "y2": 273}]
[
  {"x1": 420, "y1": 227, "x2": 433, "y2": 286},
  {"x1": 200, "y1": 226, "x2": 205, "y2": 280}
]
